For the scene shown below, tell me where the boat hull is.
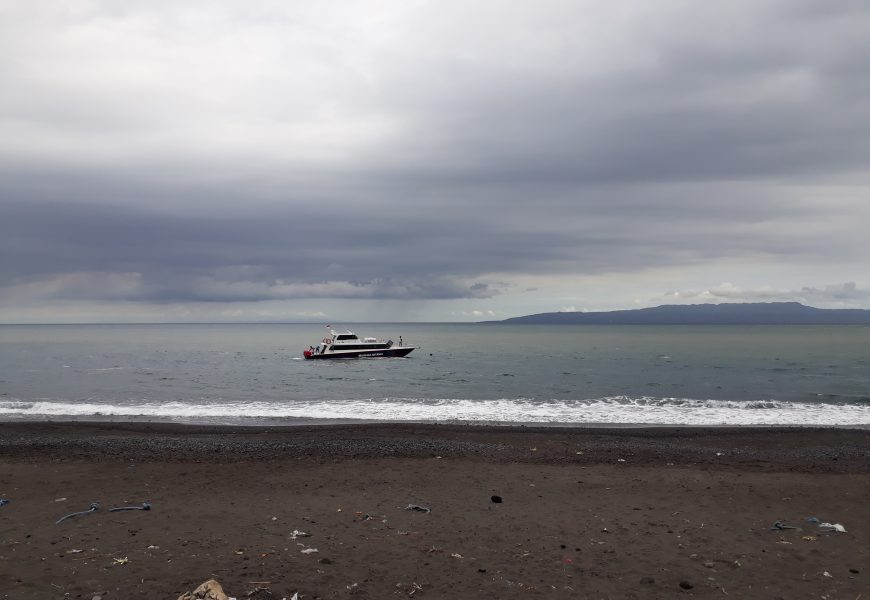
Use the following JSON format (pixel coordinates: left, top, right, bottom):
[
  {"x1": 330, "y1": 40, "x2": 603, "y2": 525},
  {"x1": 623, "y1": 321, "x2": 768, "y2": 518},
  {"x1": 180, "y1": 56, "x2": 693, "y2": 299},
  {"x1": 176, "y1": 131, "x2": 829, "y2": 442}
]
[{"x1": 304, "y1": 347, "x2": 414, "y2": 360}]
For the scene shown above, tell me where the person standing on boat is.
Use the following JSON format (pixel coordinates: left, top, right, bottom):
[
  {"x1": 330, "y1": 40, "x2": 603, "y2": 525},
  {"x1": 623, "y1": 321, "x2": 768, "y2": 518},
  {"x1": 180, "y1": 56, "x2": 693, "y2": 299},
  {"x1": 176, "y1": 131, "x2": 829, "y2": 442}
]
[{"x1": 399, "y1": 336, "x2": 403, "y2": 346}]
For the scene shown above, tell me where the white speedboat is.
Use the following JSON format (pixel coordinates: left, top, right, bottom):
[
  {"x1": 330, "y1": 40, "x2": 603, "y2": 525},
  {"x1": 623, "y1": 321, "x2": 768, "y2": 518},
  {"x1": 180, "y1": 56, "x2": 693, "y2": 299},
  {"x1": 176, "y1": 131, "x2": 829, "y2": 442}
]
[{"x1": 303, "y1": 329, "x2": 414, "y2": 360}]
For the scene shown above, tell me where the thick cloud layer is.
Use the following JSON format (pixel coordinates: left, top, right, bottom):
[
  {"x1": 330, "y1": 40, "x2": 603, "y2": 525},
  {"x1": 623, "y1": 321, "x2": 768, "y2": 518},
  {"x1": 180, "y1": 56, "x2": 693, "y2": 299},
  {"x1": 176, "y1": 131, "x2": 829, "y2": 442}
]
[{"x1": 2, "y1": 1, "x2": 869, "y2": 321}]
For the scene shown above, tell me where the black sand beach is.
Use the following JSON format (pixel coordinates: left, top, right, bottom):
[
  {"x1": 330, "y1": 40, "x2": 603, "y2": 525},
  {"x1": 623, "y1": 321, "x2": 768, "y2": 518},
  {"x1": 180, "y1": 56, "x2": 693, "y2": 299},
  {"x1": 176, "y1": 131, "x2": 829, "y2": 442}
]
[{"x1": 1, "y1": 423, "x2": 869, "y2": 599}]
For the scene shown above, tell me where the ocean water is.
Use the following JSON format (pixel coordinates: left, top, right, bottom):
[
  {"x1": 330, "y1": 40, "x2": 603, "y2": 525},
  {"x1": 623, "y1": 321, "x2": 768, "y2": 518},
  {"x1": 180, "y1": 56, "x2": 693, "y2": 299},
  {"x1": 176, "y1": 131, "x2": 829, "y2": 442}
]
[{"x1": 1, "y1": 323, "x2": 869, "y2": 426}]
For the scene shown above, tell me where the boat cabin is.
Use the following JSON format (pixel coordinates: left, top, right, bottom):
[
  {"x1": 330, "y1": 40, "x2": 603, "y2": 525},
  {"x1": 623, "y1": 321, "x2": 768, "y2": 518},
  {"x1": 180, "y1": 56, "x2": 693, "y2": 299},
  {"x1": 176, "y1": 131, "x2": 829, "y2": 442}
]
[
  {"x1": 321, "y1": 330, "x2": 393, "y2": 350},
  {"x1": 333, "y1": 333, "x2": 361, "y2": 343}
]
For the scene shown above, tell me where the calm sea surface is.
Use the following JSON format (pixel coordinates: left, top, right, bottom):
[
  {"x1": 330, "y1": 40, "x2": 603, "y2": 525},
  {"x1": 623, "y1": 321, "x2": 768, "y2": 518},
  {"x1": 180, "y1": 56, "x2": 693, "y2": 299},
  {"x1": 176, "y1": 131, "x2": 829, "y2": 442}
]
[{"x1": 1, "y1": 323, "x2": 869, "y2": 426}]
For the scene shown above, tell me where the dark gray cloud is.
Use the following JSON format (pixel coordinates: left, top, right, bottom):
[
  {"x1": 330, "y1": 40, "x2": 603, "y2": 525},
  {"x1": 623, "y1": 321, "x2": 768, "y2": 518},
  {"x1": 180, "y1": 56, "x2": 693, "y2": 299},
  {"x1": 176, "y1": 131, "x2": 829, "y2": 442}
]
[{"x1": 1, "y1": 1, "x2": 869, "y2": 318}]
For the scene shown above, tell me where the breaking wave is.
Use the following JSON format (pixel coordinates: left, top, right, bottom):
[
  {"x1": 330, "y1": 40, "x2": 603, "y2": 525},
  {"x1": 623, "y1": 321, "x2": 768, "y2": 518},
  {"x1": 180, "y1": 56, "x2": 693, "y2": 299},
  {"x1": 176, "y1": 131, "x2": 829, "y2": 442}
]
[{"x1": 1, "y1": 396, "x2": 869, "y2": 426}]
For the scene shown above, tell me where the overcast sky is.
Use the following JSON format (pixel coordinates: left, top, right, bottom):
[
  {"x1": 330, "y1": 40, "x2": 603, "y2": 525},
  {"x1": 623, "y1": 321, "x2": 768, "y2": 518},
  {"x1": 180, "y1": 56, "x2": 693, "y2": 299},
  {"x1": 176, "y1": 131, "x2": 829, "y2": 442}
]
[{"x1": 2, "y1": 0, "x2": 870, "y2": 323}]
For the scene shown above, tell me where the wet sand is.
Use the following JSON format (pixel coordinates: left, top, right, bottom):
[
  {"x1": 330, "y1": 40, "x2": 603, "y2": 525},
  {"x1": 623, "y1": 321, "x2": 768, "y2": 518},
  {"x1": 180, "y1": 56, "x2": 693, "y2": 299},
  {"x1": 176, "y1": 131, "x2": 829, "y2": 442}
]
[{"x1": 1, "y1": 422, "x2": 869, "y2": 599}]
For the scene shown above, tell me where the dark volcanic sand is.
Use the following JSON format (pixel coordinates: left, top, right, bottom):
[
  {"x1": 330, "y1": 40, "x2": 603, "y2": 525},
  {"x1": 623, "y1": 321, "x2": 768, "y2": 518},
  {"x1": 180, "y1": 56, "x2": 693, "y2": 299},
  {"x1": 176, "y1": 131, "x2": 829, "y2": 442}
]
[{"x1": 1, "y1": 423, "x2": 869, "y2": 599}]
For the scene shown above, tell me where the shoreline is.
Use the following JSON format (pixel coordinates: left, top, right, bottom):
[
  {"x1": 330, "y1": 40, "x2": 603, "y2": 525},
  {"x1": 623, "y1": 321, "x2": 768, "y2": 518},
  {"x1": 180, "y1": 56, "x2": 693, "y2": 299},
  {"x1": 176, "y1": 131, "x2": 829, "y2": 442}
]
[
  {"x1": 2, "y1": 420, "x2": 869, "y2": 472},
  {"x1": 4, "y1": 414, "x2": 870, "y2": 429}
]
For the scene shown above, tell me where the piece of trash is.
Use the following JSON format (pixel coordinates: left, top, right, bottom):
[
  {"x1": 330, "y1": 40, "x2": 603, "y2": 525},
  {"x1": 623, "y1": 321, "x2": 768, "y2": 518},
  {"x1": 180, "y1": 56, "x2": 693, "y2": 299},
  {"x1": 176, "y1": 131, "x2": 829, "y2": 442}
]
[
  {"x1": 819, "y1": 522, "x2": 847, "y2": 533},
  {"x1": 405, "y1": 504, "x2": 431, "y2": 513},
  {"x1": 113, "y1": 557, "x2": 129, "y2": 565},
  {"x1": 801, "y1": 536, "x2": 817, "y2": 541},
  {"x1": 823, "y1": 571, "x2": 832, "y2": 578},
  {"x1": 109, "y1": 502, "x2": 151, "y2": 512},
  {"x1": 66, "y1": 549, "x2": 84, "y2": 554},
  {"x1": 234, "y1": 550, "x2": 245, "y2": 555},
  {"x1": 562, "y1": 557, "x2": 573, "y2": 564},
  {"x1": 56, "y1": 502, "x2": 100, "y2": 524},
  {"x1": 715, "y1": 452, "x2": 723, "y2": 456},
  {"x1": 491, "y1": 495, "x2": 503, "y2": 503},
  {"x1": 617, "y1": 459, "x2": 626, "y2": 463},
  {"x1": 290, "y1": 530, "x2": 311, "y2": 539},
  {"x1": 530, "y1": 447, "x2": 537, "y2": 452},
  {"x1": 54, "y1": 498, "x2": 66, "y2": 503},
  {"x1": 450, "y1": 553, "x2": 463, "y2": 559},
  {"x1": 147, "y1": 545, "x2": 159, "y2": 550},
  {"x1": 770, "y1": 521, "x2": 798, "y2": 531},
  {"x1": 176, "y1": 579, "x2": 228, "y2": 600},
  {"x1": 300, "y1": 548, "x2": 319, "y2": 554},
  {"x1": 271, "y1": 516, "x2": 277, "y2": 521},
  {"x1": 0, "y1": 499, "x2": 9, "y2": 507}
]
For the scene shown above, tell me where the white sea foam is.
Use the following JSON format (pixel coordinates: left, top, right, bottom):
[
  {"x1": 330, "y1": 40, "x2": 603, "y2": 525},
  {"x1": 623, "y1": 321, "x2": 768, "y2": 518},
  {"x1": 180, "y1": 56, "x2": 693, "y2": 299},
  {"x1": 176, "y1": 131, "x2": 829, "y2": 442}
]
[{"x1": 1, "y1": 396, "x2": 869, "y2": 426}]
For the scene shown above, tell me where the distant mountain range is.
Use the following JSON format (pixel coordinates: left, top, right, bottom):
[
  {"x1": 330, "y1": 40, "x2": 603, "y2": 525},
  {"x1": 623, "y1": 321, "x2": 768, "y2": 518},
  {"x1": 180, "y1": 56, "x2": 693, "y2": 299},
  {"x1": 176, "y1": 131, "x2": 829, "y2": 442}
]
[{"x1": 491, "y1": 302, "x2": 870, "y2": 325}]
